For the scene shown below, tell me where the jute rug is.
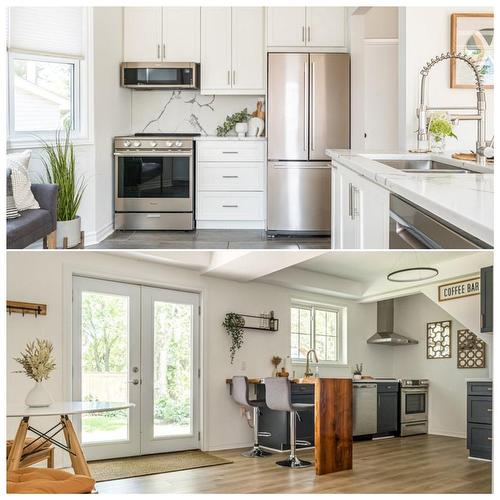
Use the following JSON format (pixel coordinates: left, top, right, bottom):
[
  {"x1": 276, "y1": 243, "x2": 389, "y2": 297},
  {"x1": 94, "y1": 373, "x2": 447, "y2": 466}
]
[{"x1": 86, "y1": 450, "x2": 232, "y2": 482}]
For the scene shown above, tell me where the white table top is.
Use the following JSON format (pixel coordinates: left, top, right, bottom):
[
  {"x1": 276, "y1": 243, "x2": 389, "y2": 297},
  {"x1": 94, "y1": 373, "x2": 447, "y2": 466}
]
[{"x1": 7, "y1": 401, "x2": 135, "y2": 418}]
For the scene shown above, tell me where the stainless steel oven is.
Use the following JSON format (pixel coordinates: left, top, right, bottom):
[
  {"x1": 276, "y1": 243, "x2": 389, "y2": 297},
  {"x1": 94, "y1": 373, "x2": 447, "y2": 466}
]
[
  {"x1": 114, "y1": 134, "x2": 197, "y2": 230},
  {"x1": 400, "y1": 379, "x2": 429, "y2": 436}
]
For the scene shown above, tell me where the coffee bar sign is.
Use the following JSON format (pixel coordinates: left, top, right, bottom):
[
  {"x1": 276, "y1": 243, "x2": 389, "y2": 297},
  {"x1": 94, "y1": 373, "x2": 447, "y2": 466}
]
[{"x1": 438, "y1": 276, "x2": 480, "y2": 302}]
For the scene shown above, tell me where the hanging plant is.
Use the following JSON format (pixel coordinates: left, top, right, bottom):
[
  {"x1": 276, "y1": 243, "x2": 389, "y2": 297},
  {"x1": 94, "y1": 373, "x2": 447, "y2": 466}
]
[{"x1": 223, "y1": 313, "x2": 245, "y2": 364}]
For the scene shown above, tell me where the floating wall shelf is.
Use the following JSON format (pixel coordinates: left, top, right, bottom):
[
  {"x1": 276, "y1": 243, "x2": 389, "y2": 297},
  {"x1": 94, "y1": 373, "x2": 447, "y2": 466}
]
[
  {"x1": 7, "y1": 301, "x2": 47, "y2": 317},
  {"x1": 228, "y1": 311, "x2": 279, "y2": 332}
]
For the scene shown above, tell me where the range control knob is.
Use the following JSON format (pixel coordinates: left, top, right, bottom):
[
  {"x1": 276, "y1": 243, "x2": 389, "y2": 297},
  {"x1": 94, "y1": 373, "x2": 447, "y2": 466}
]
[
  {"x1": 133, "y1": 141, "x2": 141, "y2": 147},
  {"x1": 166, "y1": 141, "x2": 173, "y2": 147},
  {"x1": 175, "y1": 141, "x2": 183, "y2": 147},
  {"x1": 123, "y1": 141, "x2": 131, "y2": 147},
  {"x1": 150, "y1": 141, "x2": 158, "y2": 147}
]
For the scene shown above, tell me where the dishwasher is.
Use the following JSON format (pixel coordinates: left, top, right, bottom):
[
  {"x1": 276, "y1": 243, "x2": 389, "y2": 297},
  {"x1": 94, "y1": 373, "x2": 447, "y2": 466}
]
[{"x1": 353, "y1": 383, "x2": 377, "y2": 436}]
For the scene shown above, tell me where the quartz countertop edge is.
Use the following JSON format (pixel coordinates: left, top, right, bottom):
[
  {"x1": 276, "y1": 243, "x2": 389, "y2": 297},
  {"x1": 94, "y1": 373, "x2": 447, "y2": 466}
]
[
  {"x1": 326, "y1": 149, "x2": 494, "y2": 246},
  {"x1": 465, "y1": 378, "x2": 492, "y2": 382},
  {"x1": 195, "y1": 136, "x2": 267, "y2": 141}
]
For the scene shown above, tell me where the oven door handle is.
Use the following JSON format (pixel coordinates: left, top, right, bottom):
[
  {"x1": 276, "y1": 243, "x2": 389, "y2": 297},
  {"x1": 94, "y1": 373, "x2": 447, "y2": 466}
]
[
  {"x1": 390, "y1": 210, "x2": 439, "y2": 249},
  {"x1": 114, "y1": 152, "x2": 192, "y2": 157}
]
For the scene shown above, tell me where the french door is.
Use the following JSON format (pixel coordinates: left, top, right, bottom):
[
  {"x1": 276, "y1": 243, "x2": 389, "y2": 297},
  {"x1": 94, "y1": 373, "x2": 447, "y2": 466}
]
[{"x1": 72, "y1": 276, "x2": 200, "y2": 460}]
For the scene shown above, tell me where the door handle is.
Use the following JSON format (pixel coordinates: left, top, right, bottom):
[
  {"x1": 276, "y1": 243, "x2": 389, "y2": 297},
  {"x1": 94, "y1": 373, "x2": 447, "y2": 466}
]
[
  {"x1": 162, "y1": 43, "x2": 166, "y2": 59},
  {"x1": 157, "y1": 44, "x2": 160, "y2": 60},
  {"x1": 227, "y1": 70, "x2": 230, "y2": 86},
  {"x1": 310, "y1": 61, "x2": 315, "y2": 151},
  {"x1": 233, "y1": 70, "x2": 236, "y2": 86},
  {"x1": 308, "y1": 26, "x2": 311, "y2": 43},
  {"x1": 348, "y1": 183, "x2": 353, "y2": 219},
  {"x1": 128, "y1": 379, "x2": 140, "y2": 385},
  {"x1": 353, "y1": 187, "x2": 360, "y2": 218},
  {"x1": 304, "y1": 62, "x2": 308, "y2": 151},
  {"x1": 302, "y1": 26, "x2": 305, "y2": 43}
]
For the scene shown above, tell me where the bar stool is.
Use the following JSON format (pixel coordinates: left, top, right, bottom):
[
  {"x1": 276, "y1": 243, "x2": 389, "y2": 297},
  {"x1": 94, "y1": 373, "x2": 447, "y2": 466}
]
[
  {"x1": 231, "y1": 376, "x2": 271, "y2": 457},
  {"x1": 264, "y1": 377, "x2": 313, "y2": 468}
]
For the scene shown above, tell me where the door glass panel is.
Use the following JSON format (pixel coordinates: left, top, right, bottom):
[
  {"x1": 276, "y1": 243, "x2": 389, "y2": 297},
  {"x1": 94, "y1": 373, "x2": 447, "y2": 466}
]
[
  {"x1": 153, "y1": 301, "x2": 193, "y2": 438},
  {"x1": 117, "y1": 157, "x2": 190, "y2": 198},
  {"x1": 81, "y1": 292, "x2": 130, "y2": 444}
]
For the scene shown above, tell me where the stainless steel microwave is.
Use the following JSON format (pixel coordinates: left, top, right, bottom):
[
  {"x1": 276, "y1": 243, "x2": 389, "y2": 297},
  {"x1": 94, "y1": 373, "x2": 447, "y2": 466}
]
[{"x1": 120, "y1": 62, "x2": 200, "y2": 90}]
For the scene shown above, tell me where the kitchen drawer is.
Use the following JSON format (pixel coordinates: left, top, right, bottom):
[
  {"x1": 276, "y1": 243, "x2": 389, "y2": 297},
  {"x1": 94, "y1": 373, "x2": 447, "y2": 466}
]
[
  {"x1": 467, "y1": 423, "x2": 492, "y2": 460},
  {"x1": 292, "y1": 384, "x2": 315, "y2": 396},
  {"x1": 196, "y1": 191, "x2": 264, "y2": 220},
  {"x1": 377, "y1": 382, "x2": 399, "y2": 393},
  {"x1": 468, "y1": 396, "x2": 493, "y2": 425},
  {"x1": 197, "y1": 162, "x2": 264, "y2": 191},
  {"x1": 467, "y1": 381, "x2": 492, "y2": 396},
  {"x1": 196, "y1": 141, "x2": 266, "y2": 162}
]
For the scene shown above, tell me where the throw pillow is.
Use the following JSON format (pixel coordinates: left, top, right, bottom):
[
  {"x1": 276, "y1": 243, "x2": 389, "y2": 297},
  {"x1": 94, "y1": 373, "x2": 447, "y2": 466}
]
[
  {"x1": 6, "y1": 169, "x2": 20, "y2": 219},
  {"x1": 7, "y1": 150, "x2": 40, "y2": 211}
]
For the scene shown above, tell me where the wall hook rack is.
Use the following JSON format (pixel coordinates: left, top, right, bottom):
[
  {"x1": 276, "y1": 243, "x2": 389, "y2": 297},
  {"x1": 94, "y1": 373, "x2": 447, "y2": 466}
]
[
  {"x1": 7, "y1": 301, "x2": 47, "y2": 317},
  {"x1": 230, "y1": 311, "x2": 279, "y2": 332}
]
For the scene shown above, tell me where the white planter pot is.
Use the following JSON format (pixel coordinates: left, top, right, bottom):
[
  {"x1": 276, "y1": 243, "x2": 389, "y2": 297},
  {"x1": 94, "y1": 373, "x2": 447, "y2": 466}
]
[
  {"x1": 56, "y1": 216, "x2": 81, "y2": 249},
  {"x1": 353, "y1": 374, "x2": 362, "y2": 380},
  {"x1": 25, "y1": 381, "x2": 53, "y2": 407},
  {"x1": 235, "y1": 122, "x2": 248, "y2": 137}
]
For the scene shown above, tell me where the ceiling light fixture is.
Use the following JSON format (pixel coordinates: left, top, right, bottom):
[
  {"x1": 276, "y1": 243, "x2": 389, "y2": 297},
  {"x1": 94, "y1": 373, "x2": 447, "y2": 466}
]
[{"x1": 387, "y1": 267, "x2": 439, "y2": 283}]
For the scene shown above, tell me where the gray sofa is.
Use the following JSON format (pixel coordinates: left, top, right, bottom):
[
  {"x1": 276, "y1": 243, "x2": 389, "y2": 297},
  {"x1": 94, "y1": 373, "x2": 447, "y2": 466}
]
[{"x1": 7, "y1": 182, "x2": 58, "y2": 249}]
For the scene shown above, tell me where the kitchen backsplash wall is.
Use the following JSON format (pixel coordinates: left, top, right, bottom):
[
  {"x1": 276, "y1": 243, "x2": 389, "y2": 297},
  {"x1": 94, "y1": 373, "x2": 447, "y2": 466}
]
[{"x1": 130, "y1": 91, "x2": 265, "y2": 136}]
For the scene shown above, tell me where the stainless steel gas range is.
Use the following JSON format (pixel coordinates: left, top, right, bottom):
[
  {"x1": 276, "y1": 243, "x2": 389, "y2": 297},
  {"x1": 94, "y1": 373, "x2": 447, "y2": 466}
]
[
  {"x1": 399, "y1": 379, "x2": 429, "y2": 436},
  {"x1": 114, "y1": 133, "x2": 199, "y2": 230}
]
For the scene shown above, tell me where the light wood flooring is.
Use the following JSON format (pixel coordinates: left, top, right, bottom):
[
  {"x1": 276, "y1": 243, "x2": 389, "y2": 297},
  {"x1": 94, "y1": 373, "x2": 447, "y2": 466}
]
[{"x1": 95, "y1": 435, "x2": 492, "y2": 494}]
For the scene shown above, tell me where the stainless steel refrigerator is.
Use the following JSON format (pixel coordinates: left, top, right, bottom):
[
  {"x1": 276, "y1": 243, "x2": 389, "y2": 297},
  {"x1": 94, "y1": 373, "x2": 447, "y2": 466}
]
[{"x1": 267, "y1": 53, "x2": 350, "y2": 235}]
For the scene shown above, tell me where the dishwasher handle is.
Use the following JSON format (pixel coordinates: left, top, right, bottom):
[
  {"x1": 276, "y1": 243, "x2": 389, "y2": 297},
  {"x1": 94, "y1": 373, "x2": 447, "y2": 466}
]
[{"x1": 390, "y1": 210, "x2": 438, "y2": 249}]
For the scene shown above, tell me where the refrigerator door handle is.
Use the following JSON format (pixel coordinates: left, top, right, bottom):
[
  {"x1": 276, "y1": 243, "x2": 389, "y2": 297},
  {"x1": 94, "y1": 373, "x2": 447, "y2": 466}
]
[
  {"x1": 304, "y1": 62, "x2": 308, "y2": 152},
  {"x1": 310, "y1": 61, "x2": 315, "y2": 151}
]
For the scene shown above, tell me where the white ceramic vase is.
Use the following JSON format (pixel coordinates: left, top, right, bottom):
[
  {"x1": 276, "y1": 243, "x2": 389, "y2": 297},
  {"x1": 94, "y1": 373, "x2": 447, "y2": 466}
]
[
  {"x1": 25, "y1": 381, "x2": 53, "y2": 407},
  {"x1": 353, "y1": 374, "x2": 362, "y2": 380},
  {"x1": 56, "y1": 216, "x2": 81, "y2": 248},
  {"x1": 247, "y1": 117, "x2": 265, "y2": 137},
  {"x1": 235, "y1": 122, "x2": 248, "y2": 137}
]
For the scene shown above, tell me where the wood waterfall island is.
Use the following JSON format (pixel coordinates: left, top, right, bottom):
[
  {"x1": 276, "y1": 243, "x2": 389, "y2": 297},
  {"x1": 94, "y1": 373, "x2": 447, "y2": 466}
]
[{"x1": 226, "y1": 377, "x2": 352, "y2": 475}]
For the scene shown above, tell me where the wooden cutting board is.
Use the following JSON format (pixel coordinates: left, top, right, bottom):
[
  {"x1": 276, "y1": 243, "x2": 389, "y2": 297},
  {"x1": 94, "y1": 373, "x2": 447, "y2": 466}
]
[{"x1": 452, "y1": 152, "x2": 494, "y2": 163}]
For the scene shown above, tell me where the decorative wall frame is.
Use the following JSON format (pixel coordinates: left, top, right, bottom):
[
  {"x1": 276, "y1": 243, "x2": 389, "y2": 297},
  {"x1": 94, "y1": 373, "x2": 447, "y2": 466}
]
[
  {"x1": 427, "y1": 320, "x2": 452, "y2": 359},
  {"x1": 457, "y1": 329, "x2": 486, "y2": 369},
  {"x1": 450, "y1": 13, "x2": 494, "y2": 89}
]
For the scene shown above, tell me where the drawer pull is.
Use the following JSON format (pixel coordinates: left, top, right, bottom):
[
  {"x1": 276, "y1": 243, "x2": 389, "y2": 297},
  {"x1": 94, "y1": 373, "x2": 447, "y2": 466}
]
[
  {"x1": 222, "y1": 175, "x2": 239, "y2": 178},
  {"x1": 146, "y1": 214, "x2": 161, "y2": 218},
  {"x1": 487, "y1": 387, "x2": 492, "y2": 391},
  {"x1": 488, "y1": 437, "x2": 493, "y2": 441},
  {"x1": 222, "y1": 151, "x2": 239, "y2": 154},
  {"x1": 487, "y1": 408, "x2": 493, "y2": 412},
  {"x1": 222, "y1": 204, "x2": 238, "y2": 208}
]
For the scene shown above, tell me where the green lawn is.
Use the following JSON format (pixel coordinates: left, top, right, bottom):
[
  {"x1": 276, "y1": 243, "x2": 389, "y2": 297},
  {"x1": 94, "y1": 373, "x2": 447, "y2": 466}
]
[{"x1": 83, "y1": 415, "x2": 127, "y2": 433}]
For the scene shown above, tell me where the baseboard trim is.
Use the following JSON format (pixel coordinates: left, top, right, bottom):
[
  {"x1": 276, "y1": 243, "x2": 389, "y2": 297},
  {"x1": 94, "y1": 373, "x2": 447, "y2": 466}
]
[
  {"x1": 196, "y1": 220, "x2": 265, "y2": 230},
  {"x1": 429, "y1": 429, "x2": 466, "y2": 439},
  {"x1": 207, "y1": 441, "x2": 253, "y2": 451}
]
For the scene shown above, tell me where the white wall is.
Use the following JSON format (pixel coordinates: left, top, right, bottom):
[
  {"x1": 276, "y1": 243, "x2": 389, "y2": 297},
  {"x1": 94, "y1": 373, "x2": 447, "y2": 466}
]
[
  {"x1": 6, "y1": 251, "x2": 388, "y2": 462},
  {"x1": 401, "y1": 6, "x2": 494, "y2": 151},
  {"x1": 393, "y1": 293, "x2": 489, "y2": 438}
]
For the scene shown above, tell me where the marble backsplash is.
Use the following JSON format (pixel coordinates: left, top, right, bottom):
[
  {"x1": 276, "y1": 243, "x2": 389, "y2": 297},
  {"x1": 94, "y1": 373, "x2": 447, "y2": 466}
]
[{"x1": 130, "y1": 90, "x2": 265, "y2": 136}]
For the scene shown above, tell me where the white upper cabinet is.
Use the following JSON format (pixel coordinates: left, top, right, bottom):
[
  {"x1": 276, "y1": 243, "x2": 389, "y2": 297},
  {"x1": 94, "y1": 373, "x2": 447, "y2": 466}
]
[
  {"x1": 306, "y1": 7, "x2": 346, "y2": 47},
  {"x1": 266, "y1": 7, "x2": 346, "y2": 49},
  {"x1": 123, "y1": 7, "x2": 162, "y2": 62},
  {"x1": 231, "y1": 8, "x2": 265, "y2": 91},
  {"x1": 201, "y1": 7, "x2": 232, "y2": 91},
  {"x1": 123, "y1": 7, "x2": 200, "y2": 62},
  {"x1": 162, "y1": 7, "x2": 200, "y2": 62},
  {"x1": 201, "y1": 7, "x2": 265, "y2": 94},
  {"x1": 266, "y1": 7, "x2": 306, "y2": 47}
]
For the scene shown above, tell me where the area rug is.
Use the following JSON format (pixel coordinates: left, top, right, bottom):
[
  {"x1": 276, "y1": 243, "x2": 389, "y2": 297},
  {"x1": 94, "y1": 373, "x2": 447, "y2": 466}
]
[{"x1": 86, "y1": 450, "x2": 232, "y2": 482}]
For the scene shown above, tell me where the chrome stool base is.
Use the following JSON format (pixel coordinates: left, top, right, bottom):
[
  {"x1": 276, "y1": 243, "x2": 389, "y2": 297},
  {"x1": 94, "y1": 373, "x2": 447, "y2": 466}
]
[
  {"x1": 276, "y1": 456, "x2": 312, "y2": 468},
  {"x1": 242, "y1": 446, "x2": 272, "y2": 458}
]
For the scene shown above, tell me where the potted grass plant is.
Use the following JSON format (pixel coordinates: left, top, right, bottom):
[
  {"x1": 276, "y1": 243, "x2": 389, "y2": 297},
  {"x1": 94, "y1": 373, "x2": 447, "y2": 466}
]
[
  {"x1": 40, "y1": 127, "x2": 86, "y2": 248},
  {"x1": 14, "y1": 339, "x2": 56, "y2": 407}
]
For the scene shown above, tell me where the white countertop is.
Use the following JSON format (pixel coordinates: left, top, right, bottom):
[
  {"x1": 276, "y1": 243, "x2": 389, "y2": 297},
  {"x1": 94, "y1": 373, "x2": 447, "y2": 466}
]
[
  {"x1": 326, "y1": 150, "x2": 494, "y2": 246},
  {"x1": 195, "y1": 135, "x2": 266, "y2": 141},
  {"x1": 465, "y1": 378, "x2": 492, "y2": 383}
]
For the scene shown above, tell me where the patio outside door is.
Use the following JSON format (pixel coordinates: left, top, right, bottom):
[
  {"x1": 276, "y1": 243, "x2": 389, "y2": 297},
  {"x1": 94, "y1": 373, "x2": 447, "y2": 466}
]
[{"x1": 72, "y1": 276, "x2": 200, "y2": 460}]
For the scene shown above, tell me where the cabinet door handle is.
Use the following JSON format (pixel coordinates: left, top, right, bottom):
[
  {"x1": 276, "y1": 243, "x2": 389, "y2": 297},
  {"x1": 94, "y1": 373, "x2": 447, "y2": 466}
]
[
  {"x1": 348, "y1": 183, "x2": 353, "y2": 219},
  {"x1": 488, "y1": 437, "x2": 493, "y2": 441},
  {"x1": 227, "y1": 70, "x2": 230, "y2": 86},
  {"x1": 222, "y1": 204, "x2": 238, "y2": 208},
  {"x1": 222, "y1": 175, "x2": 239, "y2": 178},
  {"x1": 487, "y1": 408, "x2": 493, "y2": 412},
  {"x1": 157, "y1": 44, "x2": 160, "y2": 60},
  {"x1": 308, "y1": 26, "x2": 311, "y2": 42},
  {"x1": 233, "y1": 70, "x2": 236, "y2": 86},
  {"x1": 162, "y1": 43, "x2": 166, "y2": 59},
  {"x1": 302, "y1": 26, "x2": 305, "y2": 43}
]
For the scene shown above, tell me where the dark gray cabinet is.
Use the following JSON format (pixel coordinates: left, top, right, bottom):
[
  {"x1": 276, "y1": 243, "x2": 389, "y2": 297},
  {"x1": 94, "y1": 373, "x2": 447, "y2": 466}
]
[
  {"x1": 480, "y1": 265, "x2": 493, "y2": 333},
  {"x1": 376, "y1": 382, "x2": 399, "y2": 435},
  {"x1": 467, "y1": 381, "x2": 492, "y2": 460}
]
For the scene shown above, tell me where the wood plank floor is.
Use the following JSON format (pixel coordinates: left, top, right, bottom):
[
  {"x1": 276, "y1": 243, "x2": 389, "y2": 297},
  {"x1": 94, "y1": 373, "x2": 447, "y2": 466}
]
[{"x1": 95, "y1": 435, "x2": 491, "y2": 494}]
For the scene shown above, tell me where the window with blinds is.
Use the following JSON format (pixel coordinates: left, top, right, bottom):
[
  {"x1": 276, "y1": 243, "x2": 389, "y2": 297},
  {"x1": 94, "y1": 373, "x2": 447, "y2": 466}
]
[
  {"x1": 7, "y1": 7, "x2": 87, "y2": 137},
  {"x1": 291, "y1": 302, "x2": 344, "y2": 363}
]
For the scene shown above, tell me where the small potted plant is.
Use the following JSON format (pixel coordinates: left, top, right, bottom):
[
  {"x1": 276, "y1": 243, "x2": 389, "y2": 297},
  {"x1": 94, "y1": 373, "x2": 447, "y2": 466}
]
[
  {"x1": 271, "y1": 355, "x2": 282, "y2": 376},
  {"x1": 40, "y1": 127, "x2": 86, "y2": 248},
  {"x1": 223, "y1": 313, "x2": 245, "y2": 364},
  {"x1": 14, "y1": 339, "x2": 56, "y2": 407},
  {"x1": 353, "y1": 363, "x2": 363, "y2": 380},
  {"x1": 427, "y1": 112, "x2": 457, "y2": 153},
  {"x1": 216, "y1": 109, "x2": 251, "y2": 137}
]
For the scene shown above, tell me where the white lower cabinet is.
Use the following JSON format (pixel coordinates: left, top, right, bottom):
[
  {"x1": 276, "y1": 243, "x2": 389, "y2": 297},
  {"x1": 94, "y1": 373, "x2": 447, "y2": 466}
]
[
  {"x1": 332, "y1": 163, "x2": 389, "y2": 249},
  {"x1": 196, "y1": 140, "x2": 266, "y2": 229}
]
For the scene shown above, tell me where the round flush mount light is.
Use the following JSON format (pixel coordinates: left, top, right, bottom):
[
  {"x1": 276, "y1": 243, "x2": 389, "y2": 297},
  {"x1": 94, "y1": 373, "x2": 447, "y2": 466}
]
[{"x1": 387, "y1": 267, "x2": 439, "y2": 283}]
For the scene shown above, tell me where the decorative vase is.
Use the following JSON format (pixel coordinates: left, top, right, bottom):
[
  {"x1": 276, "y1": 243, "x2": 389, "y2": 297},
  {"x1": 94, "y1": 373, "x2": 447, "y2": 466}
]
[
  {"x1": 235, "y1": 122, "x2": 248, "y2": 137},
  {"x1": 56, "y1": 216, "x2": 81, "y2": 249},
  {"x1": 353, "y1": 374, "x2": 362, "y2": 380},
  {"x1": 430, "y1": 135, "x2": 446, "y2": 153},
  {"x1": 25, "y1": 381, "x2": 53, "y2": 407},
  {"x1": 247, "y1": 117, "x2": 264, "y2": 137}
]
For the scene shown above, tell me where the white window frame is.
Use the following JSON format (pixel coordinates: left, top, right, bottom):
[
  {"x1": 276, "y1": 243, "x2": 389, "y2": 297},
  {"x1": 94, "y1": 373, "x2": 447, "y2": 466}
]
[
  {"x1": 6, "y1": 7, "x2": 93, "y2": 149},
  {"x1": 8, "y1": 51, "x2": 81, "y2": 138},
  {"x1": 290, "y1": 299, "x2": 347, "y2": 366}
]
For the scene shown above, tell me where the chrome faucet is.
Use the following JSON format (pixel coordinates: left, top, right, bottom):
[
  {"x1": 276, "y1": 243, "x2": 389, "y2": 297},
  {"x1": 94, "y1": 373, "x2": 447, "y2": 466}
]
[
  {"x1": 416, "y1": 52, "x2": 494, "y2": 166},
  {"x1": 304, "y1": 349, "x2": 319, "y2": 377}
]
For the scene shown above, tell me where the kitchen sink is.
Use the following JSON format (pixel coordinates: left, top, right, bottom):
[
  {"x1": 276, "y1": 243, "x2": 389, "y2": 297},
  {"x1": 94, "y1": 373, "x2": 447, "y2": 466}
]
[{"x1": 377, "y1": 159, "x2": 473, "y2": 173}]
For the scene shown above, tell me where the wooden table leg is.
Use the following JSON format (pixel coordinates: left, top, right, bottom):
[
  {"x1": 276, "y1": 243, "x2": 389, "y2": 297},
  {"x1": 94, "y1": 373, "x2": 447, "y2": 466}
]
[
  {"x1": 7, "y1": 417, "x2": 29, "y2": 471},
  {"x1": 61, "y1": 415, "x2": 92, "y2": 477}
]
